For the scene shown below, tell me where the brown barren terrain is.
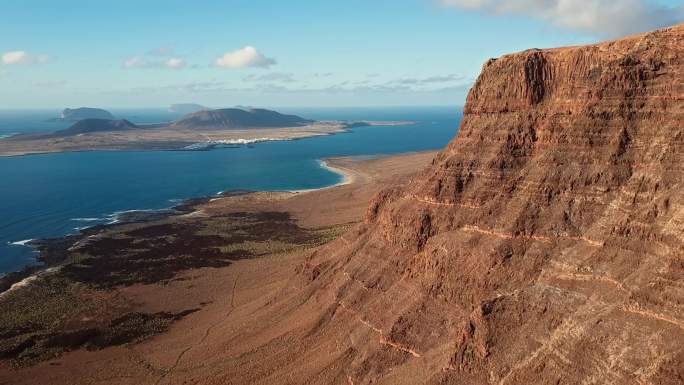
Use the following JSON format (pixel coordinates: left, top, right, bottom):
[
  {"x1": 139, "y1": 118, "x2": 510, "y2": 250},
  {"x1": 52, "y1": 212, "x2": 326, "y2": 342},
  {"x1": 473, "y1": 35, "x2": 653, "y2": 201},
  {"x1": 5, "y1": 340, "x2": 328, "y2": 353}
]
[
  {"x1": 0, "y1": 151, "x2": 438, "y2": 384},
  {"x1": 1, "y1": 23, "x2": 683, "y2": 385}
]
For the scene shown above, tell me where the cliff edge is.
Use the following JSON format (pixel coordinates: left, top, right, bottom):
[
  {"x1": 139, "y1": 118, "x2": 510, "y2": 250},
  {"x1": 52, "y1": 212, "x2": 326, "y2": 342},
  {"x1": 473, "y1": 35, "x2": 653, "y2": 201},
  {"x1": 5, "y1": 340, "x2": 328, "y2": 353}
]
[{"x1": 295, "y1": 24, "x2": 683, "y2": 384}]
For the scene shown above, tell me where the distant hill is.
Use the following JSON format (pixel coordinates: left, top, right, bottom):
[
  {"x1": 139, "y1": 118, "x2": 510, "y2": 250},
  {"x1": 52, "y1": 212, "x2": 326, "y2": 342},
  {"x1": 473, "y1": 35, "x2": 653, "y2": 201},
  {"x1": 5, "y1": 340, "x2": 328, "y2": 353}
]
[
  {"x1": 169, "y1": 104, "x2": 208, "y2": 114},
  {"x1": 53, "y1": 119, "x2": 137, "y2": 136},
  {"x1": 57, "y1": 107, "x2": 115, "y2": 122},
  {"x1": 171, "y1": 108, "x2": 314, "y2": 129},
  {"x1": 42, "y1": 108, "x2": 313, "y2": 138}
]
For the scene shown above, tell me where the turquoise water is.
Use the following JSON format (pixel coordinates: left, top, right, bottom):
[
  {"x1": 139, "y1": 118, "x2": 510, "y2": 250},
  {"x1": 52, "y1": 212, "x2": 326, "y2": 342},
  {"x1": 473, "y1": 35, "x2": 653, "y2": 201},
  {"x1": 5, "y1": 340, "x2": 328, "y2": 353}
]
[{"x1": 0, "y1": 107, "x2": 461, "y2": 273}]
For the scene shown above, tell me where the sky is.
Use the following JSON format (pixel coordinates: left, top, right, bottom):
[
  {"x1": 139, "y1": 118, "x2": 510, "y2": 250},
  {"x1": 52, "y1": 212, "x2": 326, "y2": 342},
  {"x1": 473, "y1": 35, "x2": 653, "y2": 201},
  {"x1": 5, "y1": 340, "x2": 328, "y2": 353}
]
[{"x1": 0, "y1": 0, "x2": 681, "y2": 109}]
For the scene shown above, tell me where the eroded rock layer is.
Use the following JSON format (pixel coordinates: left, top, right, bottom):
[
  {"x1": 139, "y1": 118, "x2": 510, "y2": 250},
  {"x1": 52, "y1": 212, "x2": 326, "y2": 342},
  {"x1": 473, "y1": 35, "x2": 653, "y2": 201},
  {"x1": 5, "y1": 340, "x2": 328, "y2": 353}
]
[{"x1": 297, "y1": 25, "x2": 684, "y2": 384}]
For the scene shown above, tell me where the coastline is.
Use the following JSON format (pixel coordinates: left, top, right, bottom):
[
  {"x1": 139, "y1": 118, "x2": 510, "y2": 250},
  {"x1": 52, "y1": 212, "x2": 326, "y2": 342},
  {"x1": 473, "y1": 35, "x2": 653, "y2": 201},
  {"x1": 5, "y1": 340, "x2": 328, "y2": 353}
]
[
  {"x1": 0, "y1": 110, "x2": 441, "y2": 288},
  {"x1": 2, "y1": 157, "x2": 357, "y2": 281},
  {"x1": 287, "y1": 159, "x2": 356, "y2": 194},
  {"x1": 0, "y1": 150, "x2": 437, "y2": 373},
  {"x1": 0, "y1": 151, "x2": 432, "y2": 293},
  {"x1": 0, "y1": 196, "x2": 211, "y2": 292},
  {"x1": 0, "y1": 152, "x2": 384, "y2": 277}
]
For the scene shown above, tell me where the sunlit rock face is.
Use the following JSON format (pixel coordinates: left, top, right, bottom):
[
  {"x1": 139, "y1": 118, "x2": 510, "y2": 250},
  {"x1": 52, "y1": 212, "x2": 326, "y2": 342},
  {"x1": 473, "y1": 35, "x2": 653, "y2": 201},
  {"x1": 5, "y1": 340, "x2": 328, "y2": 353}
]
[{"x1": 297, "y1": 24, "x2": 683, "y2": 385}]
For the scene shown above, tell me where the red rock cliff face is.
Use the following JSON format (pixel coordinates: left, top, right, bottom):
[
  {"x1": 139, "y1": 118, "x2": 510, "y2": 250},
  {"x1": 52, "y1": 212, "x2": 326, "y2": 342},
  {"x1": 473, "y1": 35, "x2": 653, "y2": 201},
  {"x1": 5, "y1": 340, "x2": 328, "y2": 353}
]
[{"x1": 297, "y1": 25, "x2": 684, "y2": 385}]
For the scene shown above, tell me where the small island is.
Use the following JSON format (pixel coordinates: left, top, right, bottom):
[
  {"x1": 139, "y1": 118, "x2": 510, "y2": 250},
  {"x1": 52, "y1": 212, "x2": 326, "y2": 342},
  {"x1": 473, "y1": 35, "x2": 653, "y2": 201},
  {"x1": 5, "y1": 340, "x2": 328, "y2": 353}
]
[
  {"x1": 171, "y1": 108, "x2": 313, "y2": 129},
  {"x1": 53, "y1": 107, "x2": 115, "y2": 122},
  {"x1": 0, "y1": 107, "x2": 412, "y2": 157}
]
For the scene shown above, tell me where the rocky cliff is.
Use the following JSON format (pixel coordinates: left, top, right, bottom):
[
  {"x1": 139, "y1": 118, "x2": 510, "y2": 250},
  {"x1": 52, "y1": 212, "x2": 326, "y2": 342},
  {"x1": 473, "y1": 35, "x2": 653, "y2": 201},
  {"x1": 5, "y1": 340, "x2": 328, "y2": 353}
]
[{"x1": 295, "y1": 24, "x2": 683, "y2": 384}]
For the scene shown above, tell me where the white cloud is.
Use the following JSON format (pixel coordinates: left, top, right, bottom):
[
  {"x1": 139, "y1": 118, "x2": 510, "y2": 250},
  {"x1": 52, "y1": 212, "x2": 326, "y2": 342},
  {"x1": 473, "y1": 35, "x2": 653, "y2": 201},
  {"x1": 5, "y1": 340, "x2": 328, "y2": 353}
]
[
  {"x1": 243, "y1": 72, "x2": 295, "y2": 82},
  {"x1": 2, "y1": 51, "x2": 27, "y2": 64},
  {"x1": 124, "y1": 55, "x2": 187, "y2": 69},
  {"x1": 126, "y1": 70, "x2": 474, "y2": 96},
  {"x1": 165, "y1": 57, "x2": 186, "y2": 69},
  {"x1": 124, "y1": 56, "x2": 147, "y2": 68},
  {"x1": 1, "y1": 51, "x2": 49, "y2": 65},
  {"x1": 215, "y1": 46, "x2": 276, "y2": 69},
  {"x1": 441, "y1": 0, "x2": 681, "y2": 37},
  {"x1": 394, "y1": 74, "x2": 466, "y2": 85}
]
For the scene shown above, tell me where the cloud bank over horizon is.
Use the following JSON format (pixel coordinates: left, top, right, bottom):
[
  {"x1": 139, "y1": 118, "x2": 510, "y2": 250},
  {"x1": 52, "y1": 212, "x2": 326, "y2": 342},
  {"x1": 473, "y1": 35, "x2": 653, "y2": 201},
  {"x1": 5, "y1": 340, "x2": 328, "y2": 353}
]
[{"x1": 441, "y1": 0, "x2": 682, "y2": 37}]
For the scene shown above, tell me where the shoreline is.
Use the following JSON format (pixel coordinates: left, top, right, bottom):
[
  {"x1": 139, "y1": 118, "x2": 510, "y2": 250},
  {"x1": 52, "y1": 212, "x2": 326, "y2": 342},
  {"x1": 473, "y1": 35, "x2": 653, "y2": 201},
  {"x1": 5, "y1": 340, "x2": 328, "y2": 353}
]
[
  {"x1": 0, "y1": 150, "x2": 438, "y2": 373},
  {"x1": 0, "y1": 151, "x2": 430, "y2": 293},
  {"x1": 0, "y1": 195, "x2": 211, "y2": 292},
  {"x1": 5, "y1": 156, "x2": 358, "y2": 273},
  {"x1": 287, "y1": 159, "x2": 356, "y2": 194},
  {"x1": 2, "y1": 160, "x2": 338, "y2": 282},
  {"x1": 1, "y1": 155, "x2": 357, "y2": 280}
]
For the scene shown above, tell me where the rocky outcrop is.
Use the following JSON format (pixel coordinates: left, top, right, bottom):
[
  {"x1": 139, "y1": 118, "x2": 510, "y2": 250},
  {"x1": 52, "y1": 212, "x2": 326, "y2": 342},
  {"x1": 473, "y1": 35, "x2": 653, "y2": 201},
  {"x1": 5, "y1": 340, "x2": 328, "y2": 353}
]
[{"x1": 295, "y1": 24, "x2": 684, "y2": 384}]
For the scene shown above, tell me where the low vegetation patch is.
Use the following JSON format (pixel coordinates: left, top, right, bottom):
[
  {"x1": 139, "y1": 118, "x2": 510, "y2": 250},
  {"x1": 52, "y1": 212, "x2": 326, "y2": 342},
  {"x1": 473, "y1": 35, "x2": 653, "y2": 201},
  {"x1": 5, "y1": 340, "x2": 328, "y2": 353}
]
[{"x1": 0, "y1": 210, "x2": 351, "y2": 366}]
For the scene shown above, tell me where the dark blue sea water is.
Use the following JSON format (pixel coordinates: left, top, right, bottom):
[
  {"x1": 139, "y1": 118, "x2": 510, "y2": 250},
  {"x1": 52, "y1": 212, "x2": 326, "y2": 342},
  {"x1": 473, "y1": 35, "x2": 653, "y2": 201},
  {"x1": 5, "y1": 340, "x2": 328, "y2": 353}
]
[{"x1": 0, "y1": 107, "x2": 461, "y2": 273}]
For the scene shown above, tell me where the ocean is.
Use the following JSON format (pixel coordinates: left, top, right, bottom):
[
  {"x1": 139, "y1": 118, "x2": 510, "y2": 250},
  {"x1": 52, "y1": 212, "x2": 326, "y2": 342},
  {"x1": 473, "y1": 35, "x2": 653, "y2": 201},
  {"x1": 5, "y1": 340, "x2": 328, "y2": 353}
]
[{"x1": 0, "y1": 107, "x2": 461, "y2": 273}]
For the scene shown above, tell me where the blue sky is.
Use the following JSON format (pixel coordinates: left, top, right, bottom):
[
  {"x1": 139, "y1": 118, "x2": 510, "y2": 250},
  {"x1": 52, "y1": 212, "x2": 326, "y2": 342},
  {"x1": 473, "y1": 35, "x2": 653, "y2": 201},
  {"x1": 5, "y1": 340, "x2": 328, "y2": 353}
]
[{"x1": 0, "y1": 0, "x2": 681, "y2": 109}]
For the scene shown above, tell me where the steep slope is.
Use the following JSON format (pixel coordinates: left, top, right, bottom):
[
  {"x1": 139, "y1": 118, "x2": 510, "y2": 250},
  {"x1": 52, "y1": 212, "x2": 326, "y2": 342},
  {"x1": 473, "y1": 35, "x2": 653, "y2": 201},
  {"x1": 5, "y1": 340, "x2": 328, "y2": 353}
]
[
  {"x1": 288, "y1": 24, "x2": 683, "y2": 384},
  {"x1": 171, "y1": 108, "x2": 313, "y2": 129}
]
